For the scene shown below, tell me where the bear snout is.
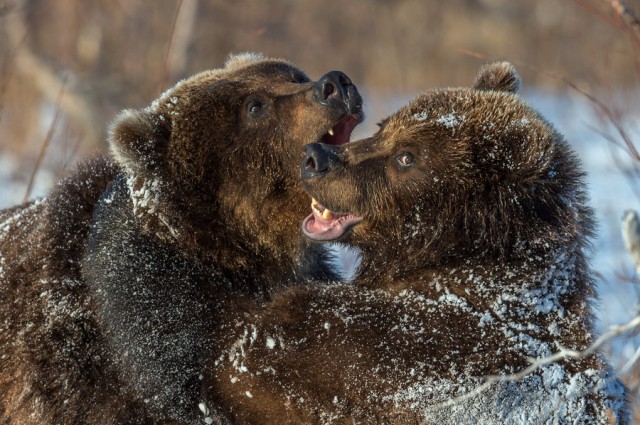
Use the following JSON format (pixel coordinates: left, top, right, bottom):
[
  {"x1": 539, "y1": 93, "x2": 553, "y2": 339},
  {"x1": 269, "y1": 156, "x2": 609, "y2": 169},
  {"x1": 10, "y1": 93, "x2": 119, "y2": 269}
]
[
  {"x1": 301, "y1": 142, "x2": 342, "y2": 179},
  {"x1": 313, "y1": 71, "x2": 360, "y2": 112}
]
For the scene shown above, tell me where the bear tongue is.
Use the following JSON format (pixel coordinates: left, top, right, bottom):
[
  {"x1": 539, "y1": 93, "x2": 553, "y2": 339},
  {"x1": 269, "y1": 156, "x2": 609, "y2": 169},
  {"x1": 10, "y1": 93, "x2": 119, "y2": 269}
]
[
  {"x1": 321, "y1": 115, "x2": 360, "y2": 145},
  {"x1": 301, "y1": 199, "x2": 363, "y2": 241},
  {"x1": 302, "y1": 211, "x2": 346, "y2": 241}
]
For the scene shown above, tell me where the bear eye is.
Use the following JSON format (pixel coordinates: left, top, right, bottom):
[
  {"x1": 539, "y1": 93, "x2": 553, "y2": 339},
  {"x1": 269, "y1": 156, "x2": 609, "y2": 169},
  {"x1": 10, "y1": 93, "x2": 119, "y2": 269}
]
[
  {"x1": 246, "y1": 98, "x2": 267, "y2": 118},
  {"x1": 396, "y1": 152, "x2": 415, "y2": 167}
]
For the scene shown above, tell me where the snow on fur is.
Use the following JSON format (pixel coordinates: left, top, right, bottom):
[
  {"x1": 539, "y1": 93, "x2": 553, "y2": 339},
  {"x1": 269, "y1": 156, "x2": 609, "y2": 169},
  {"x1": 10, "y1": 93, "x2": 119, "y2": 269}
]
[{"x1": 207, "y1": 62, "x2": 629, "y2": 423}]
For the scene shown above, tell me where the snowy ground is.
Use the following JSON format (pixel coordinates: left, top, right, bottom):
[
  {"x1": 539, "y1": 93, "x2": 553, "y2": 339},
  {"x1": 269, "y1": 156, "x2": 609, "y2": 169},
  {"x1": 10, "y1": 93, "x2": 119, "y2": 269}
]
[
  {"x1": 0, "y1": 159, "x2": 56, "y2": 209},
  {"x1": 527, "y1": 91, "x2": 640, "y2": 365},
  {"x1": 1, "y1": 89, "x2": 639, "y2": 365}
]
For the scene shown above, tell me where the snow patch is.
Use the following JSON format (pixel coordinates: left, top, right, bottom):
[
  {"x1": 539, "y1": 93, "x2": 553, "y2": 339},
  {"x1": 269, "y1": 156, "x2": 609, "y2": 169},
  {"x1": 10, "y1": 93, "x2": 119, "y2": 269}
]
[
  {"x1": 125, "y1": 174, "x2": 179, "y2": 240},
  {"x1": 126, "y1": 175, "x2": 161, "y2": 217}
]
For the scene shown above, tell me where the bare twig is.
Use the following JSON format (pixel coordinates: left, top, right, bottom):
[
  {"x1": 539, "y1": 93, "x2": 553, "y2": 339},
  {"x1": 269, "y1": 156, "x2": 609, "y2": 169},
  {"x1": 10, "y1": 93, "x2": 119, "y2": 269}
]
[
  {"x1": 622, "y1": 343, "x2": 640, "y2": 374},
  {"x1": 6, "y1": 2, "x2": 100, "y2": 148},
  {"x1": 161, "y1": 0, "x2": 184, "y2": 93},
  {"x1": 536, "y1": 74, "x2": 640, "y2": 161},
  {"x1": 620, "y1": 211, "x2": 640, "y2": 326},
  {"x1": 23, "y1": 76, "x2": 67, "y2": 202},
  {"x1": 613, "y1": 271, "x2": 640, "y2": 285},
  {"x1": 573, "y1": 0, "x2": 622, "y2": 28},
  {"x1": 611, "y1": 0, "x2": 640, "y2": 48},
  {"x1": 161, "y1": 0, "x2": 198, "y2": 93},
  {"x1": 426, "y1": 315, "x2": 640, "y2": 411},
  {"x1": 57, "y1": 125, "x2": 83, "y2": 178}
]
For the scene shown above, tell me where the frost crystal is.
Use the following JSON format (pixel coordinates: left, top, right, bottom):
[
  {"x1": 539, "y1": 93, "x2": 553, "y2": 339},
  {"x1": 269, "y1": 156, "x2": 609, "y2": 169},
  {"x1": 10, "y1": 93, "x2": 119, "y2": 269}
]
[
  {"x1": 436, "y1": 113, "x2": 465, "y2": 129},
  {"x1": 265, "y1": 337, "x2": 276, "y2": 349},
  {"x1": 412, "y1": 111, "x2": 429, "y2": 121}
]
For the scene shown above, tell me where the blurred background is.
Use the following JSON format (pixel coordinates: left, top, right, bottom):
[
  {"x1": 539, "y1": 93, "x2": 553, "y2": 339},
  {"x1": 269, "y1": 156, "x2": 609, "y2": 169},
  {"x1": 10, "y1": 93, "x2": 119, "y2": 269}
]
[
  {"x1": 0, "y1": 0, "x2": 637, "y2": 167},
  {"x1": 2, "y1": 0, "x2": 640, "y2": 419}
]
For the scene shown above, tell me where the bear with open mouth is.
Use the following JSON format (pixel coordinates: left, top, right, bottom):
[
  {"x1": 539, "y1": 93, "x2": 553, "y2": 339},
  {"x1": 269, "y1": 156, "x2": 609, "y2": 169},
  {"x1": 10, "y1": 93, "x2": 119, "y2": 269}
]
[
  {"x1": 209, "y1": 62, "x2": 628, "y2": 424},
  {"x1": 0, "y1": 53, "x2": 363, "y2": 424}
]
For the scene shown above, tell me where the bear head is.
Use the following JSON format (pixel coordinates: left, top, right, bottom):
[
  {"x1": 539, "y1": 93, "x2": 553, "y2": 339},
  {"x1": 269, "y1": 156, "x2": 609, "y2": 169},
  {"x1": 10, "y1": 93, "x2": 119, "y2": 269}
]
[
  {"x1": 300, "y1": 62, "x2": 592, "y2": 281},
  {"x1": 108, "y1": 53, "x2": 363, "y2": 270}
]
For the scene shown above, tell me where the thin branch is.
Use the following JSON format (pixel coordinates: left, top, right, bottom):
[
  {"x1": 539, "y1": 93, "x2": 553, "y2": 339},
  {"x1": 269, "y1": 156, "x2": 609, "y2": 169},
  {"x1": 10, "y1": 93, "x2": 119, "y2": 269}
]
[
  {"x1": 538, "y1": 74, "x2": 640, "y2": 161},
  {"x1": 584, "y1": 122, "x2": 626, "y2": 151},
  {"x1": 622, "y1": 343, "x2": 640, "y2": 374},
  {"x1": 57, "y1": 126, "x2": 83, "y2": 178},
  {"x1": 161, "y1": 0, "x2": 199, "y2": 93},
  {"x1": 426, "y1": 315, "x2": 640, "y2": 411},
  {"x1": 161, "y1": 0, "x2": 184, "y2": 93},
  {"x1": 611, "y1": 0, "x2": 640, "y2": 48},
  {"x1": 172, "y1": 0, "x2": 198, "y2": 80},
  {"x1": 573, "y1": 0, "x2": 623, "y2": 28},
  {"x1": 23, "y1": 76, "x2": 67, "y2": 202}
]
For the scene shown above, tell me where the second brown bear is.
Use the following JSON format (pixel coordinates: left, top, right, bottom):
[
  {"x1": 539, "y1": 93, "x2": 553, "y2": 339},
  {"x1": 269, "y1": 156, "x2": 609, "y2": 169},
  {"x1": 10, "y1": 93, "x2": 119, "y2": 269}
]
[{"x1": 208, "y1": 62, "x2": 629, "y2": 424}]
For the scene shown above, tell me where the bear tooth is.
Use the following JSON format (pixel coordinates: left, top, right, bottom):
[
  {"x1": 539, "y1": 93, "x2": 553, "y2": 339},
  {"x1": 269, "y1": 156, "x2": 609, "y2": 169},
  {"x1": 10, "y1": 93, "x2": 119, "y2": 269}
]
[
  {"x1": 322, "y1": 209, "x2": 334, "y2": 220},
  {"x1": 198, "y1": 403, "x2": 209, "y2": 415},
  {"x1": 328, "y1": 128, "x2": 335, "y2": 136},
  {"x1": 312, "y1": 198, "x2": 319, "y2": 207}
]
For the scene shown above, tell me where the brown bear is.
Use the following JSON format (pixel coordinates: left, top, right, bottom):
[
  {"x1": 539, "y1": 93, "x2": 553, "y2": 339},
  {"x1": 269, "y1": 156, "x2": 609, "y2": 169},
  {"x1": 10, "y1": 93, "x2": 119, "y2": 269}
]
[
  {"x1": 206, "y1": 62, "x2": 629, "y2": 424},
  {"x1": 0, "y1": 53, "x2": 363, "y2": 424}
]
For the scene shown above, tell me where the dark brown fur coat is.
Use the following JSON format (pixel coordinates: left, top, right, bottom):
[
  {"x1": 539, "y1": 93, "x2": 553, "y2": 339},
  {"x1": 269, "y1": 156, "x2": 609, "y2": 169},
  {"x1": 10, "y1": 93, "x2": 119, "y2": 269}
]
[
  {"x1": 0, "y1": 53, "x2": 362, "y2": 424},
  {"x1": 204, "y1": 63, "x2": 629, "y2": 424}
]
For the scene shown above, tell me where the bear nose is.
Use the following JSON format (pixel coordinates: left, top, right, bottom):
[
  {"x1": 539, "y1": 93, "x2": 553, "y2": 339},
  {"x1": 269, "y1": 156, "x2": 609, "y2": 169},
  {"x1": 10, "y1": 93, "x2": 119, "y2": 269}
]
[
  {"x1": 302, "y1": 143, "x2": 336, "y2": 179},
  {"x1": 313, "y1": 71, "x2": 353, "y2": 105}
]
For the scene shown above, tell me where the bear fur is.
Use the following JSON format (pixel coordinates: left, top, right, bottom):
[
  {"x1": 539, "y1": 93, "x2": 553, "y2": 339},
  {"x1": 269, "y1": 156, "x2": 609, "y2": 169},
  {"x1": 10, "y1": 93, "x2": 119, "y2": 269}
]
[
  {"x1": 0, "y1": 53, "x2": 362, "y2": 423},
  {"x1": 206, "y1": 62, "x2": 629, "y2": 424}
]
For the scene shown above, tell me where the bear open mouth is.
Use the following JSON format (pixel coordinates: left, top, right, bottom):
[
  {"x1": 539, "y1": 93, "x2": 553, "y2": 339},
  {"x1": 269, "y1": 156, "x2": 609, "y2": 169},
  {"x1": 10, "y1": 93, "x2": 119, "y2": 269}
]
[
  {"x1": 320, "y1": 115, "x2": 360, "y2": 145},
  {"x1": 302, "y1": 198, "x2": 363, "y2": 241}
]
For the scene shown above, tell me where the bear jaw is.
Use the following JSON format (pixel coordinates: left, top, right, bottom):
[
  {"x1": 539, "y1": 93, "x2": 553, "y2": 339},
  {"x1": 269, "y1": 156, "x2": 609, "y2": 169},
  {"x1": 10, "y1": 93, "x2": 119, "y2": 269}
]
[{"x1": 302, "y1": 198, "x2": 363, "y2": 242}]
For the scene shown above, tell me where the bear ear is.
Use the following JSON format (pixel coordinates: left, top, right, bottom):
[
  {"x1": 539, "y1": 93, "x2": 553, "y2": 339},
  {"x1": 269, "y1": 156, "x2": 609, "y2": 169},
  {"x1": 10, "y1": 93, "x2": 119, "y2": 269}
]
[
  {"x1": 108, "y1": 108, "x2": 170, "y2": 174},
  {"x1": 472, "y1": 61, "x2": 521, "y2": 93},
  {"x1": 224, "y1": 52, "x2": 265, "y2": 71}
]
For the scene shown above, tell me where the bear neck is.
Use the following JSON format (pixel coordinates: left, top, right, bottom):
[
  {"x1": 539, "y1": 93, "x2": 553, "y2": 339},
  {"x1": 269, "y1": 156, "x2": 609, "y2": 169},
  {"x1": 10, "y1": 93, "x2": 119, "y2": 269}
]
[
  {"x1": 355, "y1": 239, "x2": 594, "y2": 315},
  {"x1": 208, "y1": 166, "x2": 341, "y2": 287},
  {"x1": 125, "y1": 171, "x2": 337, "y2": 292},
  {"x1": 355, "y1": 240, "x2": 598, "y2": 366},
  {"x1": 199, "y1": 180, "x2": 338, "y2": 289}
]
